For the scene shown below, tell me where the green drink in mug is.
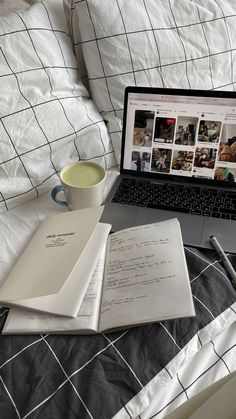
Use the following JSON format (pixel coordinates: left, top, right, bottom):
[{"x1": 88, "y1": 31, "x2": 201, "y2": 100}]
[{"x1": 51, "y1": 162, "x2": 106, "y2": 210}]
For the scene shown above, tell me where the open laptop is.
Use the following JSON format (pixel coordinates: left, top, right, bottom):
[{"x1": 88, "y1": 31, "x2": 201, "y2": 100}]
[{"x1": 101, "y1": 86, "x2": 236, "y2": 252}]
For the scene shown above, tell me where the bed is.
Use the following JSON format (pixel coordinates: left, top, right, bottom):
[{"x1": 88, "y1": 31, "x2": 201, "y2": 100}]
[{"x1": 0, "y1": 1, "x2": 236, "y2": 418}]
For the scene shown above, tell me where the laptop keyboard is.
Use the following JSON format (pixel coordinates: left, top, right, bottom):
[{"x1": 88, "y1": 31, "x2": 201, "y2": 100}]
[{"x1": 111, "y1": 178, "x2": 236, "y2": 220}]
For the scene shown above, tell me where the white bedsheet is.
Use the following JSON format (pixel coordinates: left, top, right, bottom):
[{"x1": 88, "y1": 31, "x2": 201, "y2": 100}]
[
  {"x1": 137, "y1": 319, "x2": 236, "y2": 418},
  {"x1": 111, "y1": 305, "x2": 236, "y2": 419}
]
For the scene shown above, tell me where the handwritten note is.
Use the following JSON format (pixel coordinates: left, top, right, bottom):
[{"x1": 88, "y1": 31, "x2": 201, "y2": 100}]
[
  {"x1": 76, "y1": 254, "x2": 105, "y2": 325},
  {"x1": 99, "y1": 219, "x2": 191, "y2": 331}
]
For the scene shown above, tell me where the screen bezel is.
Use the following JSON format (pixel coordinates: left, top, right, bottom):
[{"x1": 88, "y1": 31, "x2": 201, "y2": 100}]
[{"x1": 120, "y1": 86, "x2": 236, "y2": 188}]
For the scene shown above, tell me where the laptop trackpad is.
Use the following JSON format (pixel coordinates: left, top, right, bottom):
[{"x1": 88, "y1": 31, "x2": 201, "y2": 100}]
[
  {"x1": 202, "y1": 218, "x2": 236, "y2": 253},
  {"x1": 136, "y1": 208, "x2": 204, "y2": 247}
]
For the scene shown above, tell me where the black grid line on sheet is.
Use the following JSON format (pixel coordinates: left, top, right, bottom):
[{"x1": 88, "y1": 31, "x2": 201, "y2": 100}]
[
  {"x1": 0, "y1": 247, "x2": 236, "y2": 418},
  {"x1": 41, "y1": 2, "x2": 109, "y2": 169},
  {"x1": 210, "y1": 340, "x2": 231, "y2": 373},
  {"x1": 1, "y1": 117, "x2": 106, "y2": 164},
  {"x1": 230, "y1": 305, "x2": 236, "y2": 314},
  {"x1": 142, "y1": 0, "x2": 165, "y2": 88},
  {"x1": 0, "y1": 192, "x2": 8, "y2": 211},
  {"x1": 84, "y1": 0, "x2": 116, "y2": 114},
  {"x1": 73, "y1": 15, "x2": 236, "y2": 44},
  {"x1": 145, "y1": 341, "x2": 236, "y2": 419},
  {"x1": 177, "y1": 373, "x2": 189, "y2": 401},
  {"x1": 0, "y1": 2, "x2": 115, "y2": 212},
  {"x1": 0, "y1": 95, "x2": 82, "y2": 121},
  {"x1": 0, "y1": 117, "x2": 39, "y2": 199},
  {"x1": 0, "y1": 13, "x2": 57, "y2": 206},
  {"x1": 1, "y1": 29, "x2": 42, "y2": 198},
  {"x1": 115, "y1": 0, "x2": 137, "y2": 86},
  {"x1": 165, "y1": 367, "x2": 173, "y2": 379},
  {"x1": 0, "y1": 65, "x2": 78, "y2": 79},
  {"x1": 2, "y1": 142, "x2": 112, "y2": 166},
  {"x1": 167, "y1": 0, "x2": 191, "y2": 89},
  {"x1": 85, "y1": 49, "x2": 236, "y2": 82},
  {"x1": 0, "y1": 27, "x2": 71, "y2": 40},
  {"x1": 194, "y1": 3, "x2": 215, "y2": 90},
  {"x1": 14, "y1": 8, "x2": 80, "y2": 163},
  {"x1": 0, "y1": 172, "x2": 57, "y2": 208},
  {"x1": 44, "y1": 8, "x2": 79, "y2": 159},
  {"x1": 187, "y1": 343, "x2": 236, "y2": 387},
  {"x1": 124, "y1": 406, "x2": 133, "y2": 419},
  {"x1": 107, "y1": 129, "x2": 122, "y2": 136},
  {"x1": 196, "y1": 332, "x2": 203, "y2": 347},
  {"x1": 213, "y1": 0, "x2": 235, "y2": 92}
]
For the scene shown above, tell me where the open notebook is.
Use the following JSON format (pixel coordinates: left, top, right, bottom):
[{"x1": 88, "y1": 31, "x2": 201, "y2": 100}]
[{"x1": 2, "y1": 217, "x2": 195, "y2": 334}]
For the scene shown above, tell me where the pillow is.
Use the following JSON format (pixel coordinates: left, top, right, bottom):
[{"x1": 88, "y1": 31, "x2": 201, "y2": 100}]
[
  {"x1": 0, "y1": 0, "x2": 115, "y2": 213},
  {"x1": 0, "y1": 1, "x2": 39, "y2": 16},
  {"x1": 69, "y1": 0, "x2": 236, "y2": 162}
]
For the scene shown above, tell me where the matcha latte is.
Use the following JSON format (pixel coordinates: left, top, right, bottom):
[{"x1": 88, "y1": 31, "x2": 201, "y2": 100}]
[
  {"x1": 52, "y1": 161, "x2": 106, "y2": 210},
  {"x1": 61, "y1": 162, "x2": 105, "y2": 188}
]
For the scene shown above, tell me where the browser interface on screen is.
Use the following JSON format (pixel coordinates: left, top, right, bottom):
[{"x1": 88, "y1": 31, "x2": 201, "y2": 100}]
[{"x1": 123, "y1": 92, "x2": 236, "y2": 183}]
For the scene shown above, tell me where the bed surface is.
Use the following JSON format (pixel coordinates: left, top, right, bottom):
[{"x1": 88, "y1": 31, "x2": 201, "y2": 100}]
[{"x1": 0, "y1": 178, "x2": 236, "y2": 418}]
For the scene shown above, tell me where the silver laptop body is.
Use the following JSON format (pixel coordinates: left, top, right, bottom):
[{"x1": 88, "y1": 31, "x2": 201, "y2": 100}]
[{"x1": 101, "y1": 86, "x2": 236, "y2": 252}]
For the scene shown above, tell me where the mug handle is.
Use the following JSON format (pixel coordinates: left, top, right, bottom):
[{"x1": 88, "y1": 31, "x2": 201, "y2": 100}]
[{"x1": 51, "y1": 185, "x2": 68, "y2": 207}]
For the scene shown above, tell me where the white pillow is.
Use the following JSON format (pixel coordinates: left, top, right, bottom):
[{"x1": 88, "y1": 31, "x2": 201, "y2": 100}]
[
  {"x1": 0, "y1": 0, "x2": 115, "y2": 213},
  {"x1": 70, "y1": 0, "x2": 236, "y2": 162}
]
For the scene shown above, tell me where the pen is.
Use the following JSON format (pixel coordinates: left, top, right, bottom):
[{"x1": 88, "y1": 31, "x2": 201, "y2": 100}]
[{"x1": 210, "y1": 235, "x2": 236, "y2": 289}]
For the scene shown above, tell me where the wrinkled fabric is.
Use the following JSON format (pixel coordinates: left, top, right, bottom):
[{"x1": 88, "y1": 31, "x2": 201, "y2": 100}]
[
  {"x1": 0, "y1": 0, "x2": 115, "y2": 214},
  {"x1": 70, "y1": 0, "x2": 236, "y2": 162}
]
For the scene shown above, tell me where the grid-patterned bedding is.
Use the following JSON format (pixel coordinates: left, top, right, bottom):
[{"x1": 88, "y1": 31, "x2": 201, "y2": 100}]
[
  {"x1": 0, "y1": 0, "x2": 115, "y2": 214},
  {"x1": 0, "y1": 245, "x2": 235, "y2": 419},
  {"x1": 70, "y1": 0, "x2": 236, "y2": 162},
  {"x1": 138, "y1": 318, "x2": 236, "y2": 418}
]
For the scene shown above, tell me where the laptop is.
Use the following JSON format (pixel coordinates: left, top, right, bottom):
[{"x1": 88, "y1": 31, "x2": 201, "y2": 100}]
[{"x1": 101, "y1": 86, "x2": 236, "y2": 252}]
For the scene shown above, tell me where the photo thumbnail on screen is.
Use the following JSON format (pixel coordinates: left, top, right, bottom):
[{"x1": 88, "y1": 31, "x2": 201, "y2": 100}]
[
  {"x1": 194, "y1": 147, "x2": 217, "y2": 169},
  {"x1": 171, "y1": 150, "x2": 194, "y2": 171},
  {"x1": 214, "y1": 167, "x2": 236, "y2": 182},
  {"x1": 218, "y1": 137, "x2": 236, "y2": 162},
  {"x1": 133, "y1": 110, "x2": 154, "y2": 147},
  {"x1": 153, "y1": 117, "x2": 176, "y2": 144},
  {"x1": 197, "y1": 120, "x2": 222, "y2": 143},
  {"x1": 151, "y1": 148, "x2": 172, "y2": 173},
  {"x1": 175, "y1": 116, "x2": 198, "y2": 146},
  {"x1": 131, "y1": 151, "x2": 151, "y2": 172}
]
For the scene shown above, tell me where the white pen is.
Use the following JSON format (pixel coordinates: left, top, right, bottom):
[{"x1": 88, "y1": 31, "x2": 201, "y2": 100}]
[{"x1": 210, "y1": 235, "x2": 236, "y2": 287}]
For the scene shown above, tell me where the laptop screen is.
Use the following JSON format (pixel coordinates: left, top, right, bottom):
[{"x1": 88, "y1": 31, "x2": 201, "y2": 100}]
[{"x1": 121, "y1": 87, "x2": 236, "y2": 186}]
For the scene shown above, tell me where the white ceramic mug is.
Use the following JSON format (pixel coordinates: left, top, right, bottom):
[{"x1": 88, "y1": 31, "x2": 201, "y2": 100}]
[{"x1": 51, "y1": 161, "x2": 106, "y2": 210}]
